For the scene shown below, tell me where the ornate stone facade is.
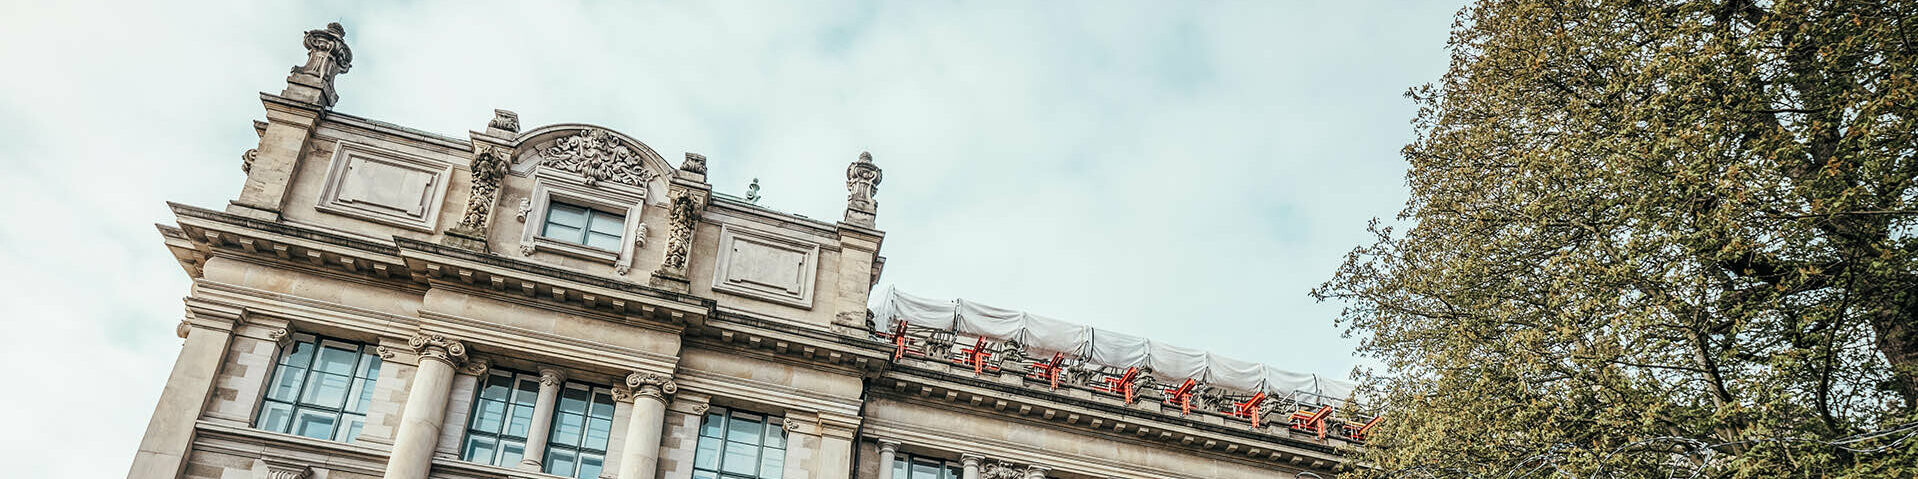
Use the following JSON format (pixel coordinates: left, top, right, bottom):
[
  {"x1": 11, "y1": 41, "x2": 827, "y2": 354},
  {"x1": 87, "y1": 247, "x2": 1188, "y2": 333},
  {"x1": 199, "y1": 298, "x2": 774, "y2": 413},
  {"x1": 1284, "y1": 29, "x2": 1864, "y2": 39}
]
[{"x1": 129, "y1": 21, "x2": 1352, "y2": 479}]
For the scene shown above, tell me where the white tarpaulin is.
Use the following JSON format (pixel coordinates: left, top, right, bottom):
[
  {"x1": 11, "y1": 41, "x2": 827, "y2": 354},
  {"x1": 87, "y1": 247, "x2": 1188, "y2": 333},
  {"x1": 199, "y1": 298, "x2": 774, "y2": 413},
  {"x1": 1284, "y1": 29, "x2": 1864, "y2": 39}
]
[{"x1": 872, "y1": 286, "x2": 1359, "y2": 401}]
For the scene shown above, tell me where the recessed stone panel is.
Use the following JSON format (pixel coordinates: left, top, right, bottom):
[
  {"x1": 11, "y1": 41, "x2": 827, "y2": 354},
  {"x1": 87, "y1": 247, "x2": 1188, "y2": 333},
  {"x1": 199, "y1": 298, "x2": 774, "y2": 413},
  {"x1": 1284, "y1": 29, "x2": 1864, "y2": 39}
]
[
  {"x1": 714, "y1": 225, "x2": 820, "y2": 309},
  {"x1": 315, "y1": 141, "x2": 452, "y2": 231}
]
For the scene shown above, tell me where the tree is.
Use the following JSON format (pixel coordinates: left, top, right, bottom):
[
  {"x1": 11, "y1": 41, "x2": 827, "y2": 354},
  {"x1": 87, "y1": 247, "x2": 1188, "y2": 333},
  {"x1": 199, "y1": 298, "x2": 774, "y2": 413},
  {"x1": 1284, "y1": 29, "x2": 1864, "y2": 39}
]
[{"x1": 1312, "y1": 1, "x2": 1918, "y2": 476}]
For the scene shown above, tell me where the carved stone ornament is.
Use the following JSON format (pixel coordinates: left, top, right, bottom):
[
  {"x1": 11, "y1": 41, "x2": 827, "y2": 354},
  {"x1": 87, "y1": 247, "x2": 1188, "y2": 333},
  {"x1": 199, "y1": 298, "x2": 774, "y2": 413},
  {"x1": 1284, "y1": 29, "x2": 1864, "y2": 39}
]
[
  {"x1": 653, "y1": 190, "x2": 703, "y2": 278},
  {"x1": 680, "y1": 152, "x2": 708, "y2": 174},
  {"x1": 376, "y1": 345, "x2": 397, "y2": 360},
  {"x1": 625, "y1": 372, "x2": 678, "y2": 400},
  {"x1": 262, "y1": 461, "x2": 311, "y2": 479},
  {"x1": 461, "y1": 358, "x2": 492, "y2": 376},
  {"x1": 613, "y1": 222, "x2": 650, "y2": 276},
  {"x1": 241, "y1": 148, "x2": 258, "y2": 174},
  {"x1": 844, "y1": 151, "x2": 883, "y2": 227},
  {"x1": 516, "y1": 196, "x2": 533, "y2": 223},
  {"x1": 288, "y1": 22, "x2": 352, "y2": 107},
  {"x1": 1023, "y1": 465, "x2": 1052, "y2": 479},
  {"x1": 451, "y1": 144, "x2": 513, "y2": 236},
  {"x1": 610, "y1": 385, "x2": 636, "y2": 403},
  {"x1": 266, "y1": 328, "x2": 294, "y2": 348},
  {"x1": 408, "y1": 333, "x2": 468, "y2": 365},
  {"x1": 690, "y1": 403, "x2": 711, "y2": 416},
  {"x1": 539, "y1": 368, "x2": 566, "y2": 388},
  {"x1": 783, "y1": 417, "x2": 801, "y2": 432},
  {"x1": 540, "y1": 128, "x2": 656, "y2": 188},
  {"x1": 489, "y1": 109, "x2": 520, "y2": 133},
  {"x1": 981, "y1": 460, "x2": 1024, "y2": 479},
  {"x1": 176, "y1": 320, "x2": 191, "y2": 339}
]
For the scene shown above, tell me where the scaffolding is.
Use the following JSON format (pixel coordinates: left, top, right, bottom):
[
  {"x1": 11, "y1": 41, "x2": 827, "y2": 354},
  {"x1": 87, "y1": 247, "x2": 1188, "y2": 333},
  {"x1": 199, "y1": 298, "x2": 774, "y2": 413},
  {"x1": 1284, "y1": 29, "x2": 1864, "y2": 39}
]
[{"x1": 871, "y1": 287, "x2": 1383, "y2": 442}]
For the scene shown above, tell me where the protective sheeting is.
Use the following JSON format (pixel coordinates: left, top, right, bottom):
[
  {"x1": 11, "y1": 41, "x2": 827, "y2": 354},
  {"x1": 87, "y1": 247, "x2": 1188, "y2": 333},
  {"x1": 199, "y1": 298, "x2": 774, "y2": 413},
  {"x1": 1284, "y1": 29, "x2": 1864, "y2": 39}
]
[{"x1": 873, "y1": 286, "x2": 1360, "y2": 401}]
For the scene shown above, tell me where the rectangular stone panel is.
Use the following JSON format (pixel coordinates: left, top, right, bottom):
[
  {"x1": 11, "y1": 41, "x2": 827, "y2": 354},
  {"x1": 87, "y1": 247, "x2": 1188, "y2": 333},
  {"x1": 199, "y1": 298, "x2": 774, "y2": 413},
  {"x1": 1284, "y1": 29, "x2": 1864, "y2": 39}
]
[
  {"x1": 712, "y1": 225, "x2": 820, "y2": 309},
  {"x1": 316, "y1": 141, "x2": 452, "y2": 231}
]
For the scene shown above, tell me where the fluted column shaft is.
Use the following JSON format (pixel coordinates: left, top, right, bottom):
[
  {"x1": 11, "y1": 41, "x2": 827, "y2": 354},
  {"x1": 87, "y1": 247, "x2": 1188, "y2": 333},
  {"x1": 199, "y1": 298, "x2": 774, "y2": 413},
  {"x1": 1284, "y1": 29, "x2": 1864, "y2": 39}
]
[
  {"x1": 616, "y1": 373, "x2": 676, "y2": 479},
  {"x1": 382, "y1": 335, "x2": 466, "y2": 479},
  {"x1": 876, "y1": 440, "x2": 901, "y2": 479},
  {"x1": 961, "y1": 454, "x2": 983, "y2": 479},
  {"x1": 518, "y1": 368, "x2": 566, "y2": 470}
]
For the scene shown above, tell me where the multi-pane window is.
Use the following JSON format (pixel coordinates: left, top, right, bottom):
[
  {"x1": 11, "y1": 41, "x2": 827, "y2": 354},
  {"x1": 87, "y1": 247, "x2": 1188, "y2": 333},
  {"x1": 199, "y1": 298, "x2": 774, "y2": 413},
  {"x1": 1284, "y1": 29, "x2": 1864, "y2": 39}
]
[
  {"x1": 543, "y1": 384, "x2": 618, "y2": 479},
  {"x1": 255, "y1": 334, "x2": 381, "y2": 443},
  {"x1": 692, "y1": 408, "x2": 787, "y2": 479},
  {"x1": 542, "y1": 201, "x2": 624, "y2": 251},
  {"x1": 891, "y1": 454, "x2": 963, "y2": 479},
  {"x1": 462, "y1": 370, "x2": 541, "y2": 467}
]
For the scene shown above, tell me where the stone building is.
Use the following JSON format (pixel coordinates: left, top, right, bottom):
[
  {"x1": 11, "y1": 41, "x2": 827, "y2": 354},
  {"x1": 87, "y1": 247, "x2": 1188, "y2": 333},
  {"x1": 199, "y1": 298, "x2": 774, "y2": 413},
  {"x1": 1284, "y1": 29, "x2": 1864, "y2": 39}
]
[{"x1": 128, "y1": 23, "x2": 1373, "y2": 479}]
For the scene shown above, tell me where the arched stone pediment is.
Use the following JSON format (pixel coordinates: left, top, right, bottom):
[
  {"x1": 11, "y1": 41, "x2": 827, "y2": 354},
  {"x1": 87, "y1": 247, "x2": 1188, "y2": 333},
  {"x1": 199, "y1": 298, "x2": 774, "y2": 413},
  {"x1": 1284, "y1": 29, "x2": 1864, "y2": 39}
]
[{"x1": 509, "y1": 124, "x2": 676, "y2": 200}]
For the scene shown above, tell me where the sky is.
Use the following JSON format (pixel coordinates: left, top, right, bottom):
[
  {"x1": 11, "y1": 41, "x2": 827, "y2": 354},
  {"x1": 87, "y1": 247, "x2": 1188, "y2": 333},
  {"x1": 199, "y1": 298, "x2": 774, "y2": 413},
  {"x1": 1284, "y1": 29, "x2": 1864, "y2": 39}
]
[{"x1": 0, "y1": 1, "x2": 1461, "y2": 477}]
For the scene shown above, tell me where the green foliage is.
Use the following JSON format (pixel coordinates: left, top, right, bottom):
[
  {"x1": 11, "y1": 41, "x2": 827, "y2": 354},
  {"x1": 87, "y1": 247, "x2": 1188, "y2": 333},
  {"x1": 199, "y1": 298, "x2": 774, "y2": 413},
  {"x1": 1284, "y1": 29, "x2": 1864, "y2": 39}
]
[{"x1": 1313, "y1": 0, "x2": 1918, "y2": 476}]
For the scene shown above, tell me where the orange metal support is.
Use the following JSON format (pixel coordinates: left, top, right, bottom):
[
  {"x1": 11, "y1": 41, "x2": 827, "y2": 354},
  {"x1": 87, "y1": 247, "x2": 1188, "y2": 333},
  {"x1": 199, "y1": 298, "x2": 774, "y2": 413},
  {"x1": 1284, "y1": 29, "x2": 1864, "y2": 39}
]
[
  {"x1": 1229, "y1": 392, "x2": 1267, "y2": 426},
  {"x1": 888, "y1": 320, "x2": 910, "y2": 360},
  {"x1": 1163, "y1": 379, "x2": 1197, "y2": 415},
  {"x1": 1029, "y1": 352, "x2": 1066, "y2": 389},
  {"x1": 1343, "y1": 414, "x2": 1384, "y2": 441},
  {"x1": 955, "y1": 336, "x2": 993, "y2": 375},
  {"x1": 1100, "y1": 367, "x2": 1141, "y2": 404},
  {"x1": 1289, "y1": 405, "x2": 1335, "y2": 439}
]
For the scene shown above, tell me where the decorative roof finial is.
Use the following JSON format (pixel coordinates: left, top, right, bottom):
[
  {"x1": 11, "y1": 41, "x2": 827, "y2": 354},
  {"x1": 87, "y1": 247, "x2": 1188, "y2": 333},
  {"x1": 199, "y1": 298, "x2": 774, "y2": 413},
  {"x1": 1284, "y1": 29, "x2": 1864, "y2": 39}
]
[
  {"x1": 488, "y1": 109, "x2": 519, "y2": 134},
  {"x1": 745, "y1": 178, "x2": 762, "y2": 204},
  {"x1": 844, "y1": 151, "x2": 882, "y2": 227},
  {"x1": 681, "y1": 152, "x2": 708, "y2": 174},
  {"x1": 283, "y1": 22, "x2": 353, "y2": 107}
]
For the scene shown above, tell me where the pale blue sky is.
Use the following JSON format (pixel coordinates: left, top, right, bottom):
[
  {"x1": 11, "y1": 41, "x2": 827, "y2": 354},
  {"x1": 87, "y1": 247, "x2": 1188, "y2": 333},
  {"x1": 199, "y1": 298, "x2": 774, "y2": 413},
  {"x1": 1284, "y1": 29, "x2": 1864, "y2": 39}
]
[{"x1": 0, "y1": 1, "x2": 1461, "y2": 477}]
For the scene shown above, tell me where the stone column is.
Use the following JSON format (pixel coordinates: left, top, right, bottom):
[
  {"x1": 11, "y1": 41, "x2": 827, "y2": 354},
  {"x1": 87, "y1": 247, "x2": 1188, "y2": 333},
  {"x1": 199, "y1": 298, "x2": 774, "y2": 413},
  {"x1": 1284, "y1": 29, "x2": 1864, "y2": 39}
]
[
  {"x1": 875, "y1": 440, "x2": 901, "y2": 479},
  {"x1": 960, "y1": 454, "x2": 983, "y2": 479},
  {"x1": 1024, "y1": 465, "x2": 1051, "y2": 479},
  {"x1": 127, "y1": 304, "x2": 240, "y2": 479},
  {"x1": 380, "y1": 334, "x2": 467, "y2": 479},
  {"x1": 518, "y1": 368, "x2": 566, "y2": 470},
  {"x1": 615, "y1": 372, "x2": 676, "y2": 479}
]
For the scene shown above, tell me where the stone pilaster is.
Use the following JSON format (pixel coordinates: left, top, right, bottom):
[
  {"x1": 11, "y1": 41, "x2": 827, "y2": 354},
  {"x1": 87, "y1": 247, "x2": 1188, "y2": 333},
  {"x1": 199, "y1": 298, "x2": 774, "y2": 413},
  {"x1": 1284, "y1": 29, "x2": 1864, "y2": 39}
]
[
  {"x1": 444, "y1": 143, "x2": 514, "y2": 252},
  {"x1": 615, "y1": 372, "x2": 677, "y2": 479},
  {"x1": 127, "y1": 301, "x2": 241, "y2": 479},
  {"x1": 649, "y1": 161, "x2": 710, "y2": 293},
  {"x1": 380, "y1": 334, "x2": 467, "y2": 479}
]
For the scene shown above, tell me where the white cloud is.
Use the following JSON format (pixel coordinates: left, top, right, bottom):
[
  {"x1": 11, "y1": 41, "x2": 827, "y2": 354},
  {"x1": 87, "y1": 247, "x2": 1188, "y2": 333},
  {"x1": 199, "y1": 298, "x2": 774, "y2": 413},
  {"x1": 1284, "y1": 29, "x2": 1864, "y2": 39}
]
[{"x1": 0, "y1": 1, "x2": 1459, "y2": 477}]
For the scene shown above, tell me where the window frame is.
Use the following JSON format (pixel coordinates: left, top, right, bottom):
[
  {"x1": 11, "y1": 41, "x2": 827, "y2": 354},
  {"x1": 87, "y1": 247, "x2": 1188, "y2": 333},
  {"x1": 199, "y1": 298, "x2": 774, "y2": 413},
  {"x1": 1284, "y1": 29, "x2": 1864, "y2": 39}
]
[
  {"x1": 691, "y1": 406, "x2": 789, "y2": 479},
  {"x1": 540, "y1": 200, "x2": 627, "y2": 252},
  {"x1": 515, "y1": 171, "x2": 648, "y2": 272},
  {"x1": 459, "y1": 369, "x2": 544, "y2": 468},
  {"x1": 253, "y1": 333, "x2": 382, "y2": 444},
  {"x1": 540, "y1": 382, "x2": 619, "y2": 479},
  {"x1": 891, "y1": 453, "x2": 964, "y2": 479}
]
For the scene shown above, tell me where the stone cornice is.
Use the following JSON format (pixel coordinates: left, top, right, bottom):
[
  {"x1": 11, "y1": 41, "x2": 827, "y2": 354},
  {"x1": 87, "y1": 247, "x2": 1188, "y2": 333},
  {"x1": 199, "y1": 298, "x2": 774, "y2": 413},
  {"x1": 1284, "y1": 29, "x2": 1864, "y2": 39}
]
[
  {"x1": 416, "y1": 309, "x2": 678, "y2": 378},
  {"x1": 694, "y1": 309, "x2": 891, "y2": 376},
  {"x1": 395, "y1": 237, "x2": 711, "y2": 323}
]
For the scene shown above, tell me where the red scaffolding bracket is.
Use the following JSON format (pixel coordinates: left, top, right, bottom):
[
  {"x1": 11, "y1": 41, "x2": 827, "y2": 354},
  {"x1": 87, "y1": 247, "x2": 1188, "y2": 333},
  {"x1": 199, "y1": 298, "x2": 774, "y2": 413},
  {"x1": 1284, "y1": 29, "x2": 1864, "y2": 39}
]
[
  {"x1": 886, "y1": 320, "x2": 911, "y2": 360},
  {"x1": 1229, "y1": 392, "x2": 1267, "y2": 427},
  {"x1": 1289, "y1": 405, "x2": 1335, "y2": 440},
  {"x1": 1029, "y1": 352, "x2": 1066, "y2": 389},
  {"x1": 1100, "y1": 367, "x2": 1141, "y2": 404},
  {"x1": 1343, "y1": 414, "x2": 1383, "y2": 441},
  {"x1": 1163, "y1": 379, "x2": 1197, "y2": 415},
  {"x1": 955, "y1": 336, "x2": 994, "y2": 375}
]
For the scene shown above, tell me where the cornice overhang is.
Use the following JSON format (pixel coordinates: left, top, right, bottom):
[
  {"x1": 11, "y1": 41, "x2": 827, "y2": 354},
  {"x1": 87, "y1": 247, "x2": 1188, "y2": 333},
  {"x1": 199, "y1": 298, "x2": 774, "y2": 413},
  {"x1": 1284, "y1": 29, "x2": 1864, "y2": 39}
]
[
  {"x1": 876, "y1": 360, "x2": 1353, "y2": 473},
  {"x1": 171, "y1": 202, "x2": 413, "y2": 285},
  {"x1": 393, "y1": 237, "x2": 711, "y2": 328},
  {"x1": 692, "y1": 309, "x2": 894, "y2": 378}
]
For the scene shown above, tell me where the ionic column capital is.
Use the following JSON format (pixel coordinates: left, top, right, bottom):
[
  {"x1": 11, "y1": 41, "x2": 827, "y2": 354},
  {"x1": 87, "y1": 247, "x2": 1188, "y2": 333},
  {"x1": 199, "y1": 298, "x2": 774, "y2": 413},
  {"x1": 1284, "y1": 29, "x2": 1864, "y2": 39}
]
[
  {"x1": 408, "y1": 333, "x2": 468, "y2": 366},
  {"x1": 961, "y1": 453, "x2": 984, "y2": 467},
  {"x1": 877, "y1": 439, "x2": 902, "y2": 453},
  {"x1": 624, "y1": 372, "x2": 677, "y2": 402},
  {"x1": 1023, "y1": 465, "x2": 1051, "y2": 479},
  {"x1": 538, "y1": 367, "x2": 567, "y2": 387},
  {"x1": 461, "y1": 357, "x2": 492, "y2": 376}
]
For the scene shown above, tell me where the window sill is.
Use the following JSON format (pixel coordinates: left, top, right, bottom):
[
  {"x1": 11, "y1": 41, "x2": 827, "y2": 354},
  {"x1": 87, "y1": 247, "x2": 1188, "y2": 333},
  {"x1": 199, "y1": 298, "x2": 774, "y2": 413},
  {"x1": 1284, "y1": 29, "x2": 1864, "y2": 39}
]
[{"x1": 526, "y1": 235, "x2": 621, "y2": 264}]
